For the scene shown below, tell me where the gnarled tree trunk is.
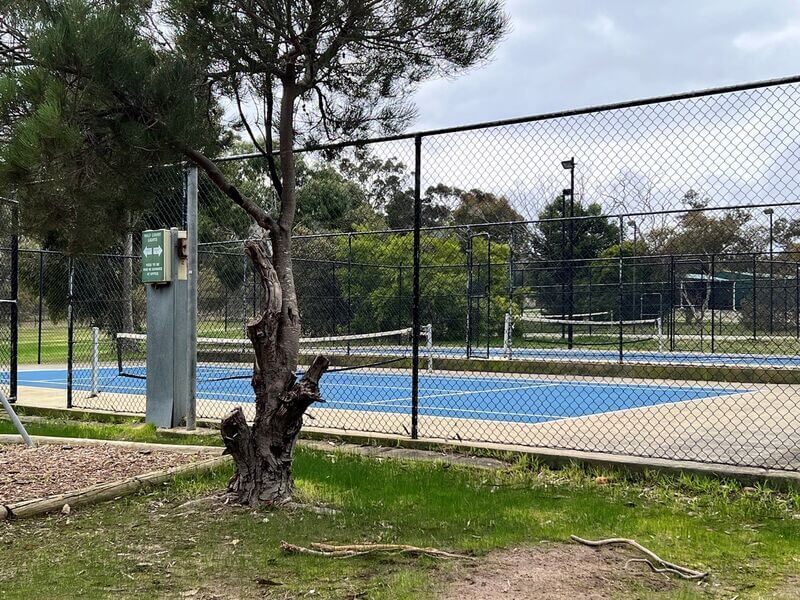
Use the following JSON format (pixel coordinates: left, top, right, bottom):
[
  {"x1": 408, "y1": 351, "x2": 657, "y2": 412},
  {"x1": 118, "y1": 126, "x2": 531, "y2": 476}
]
[
  {"x1": 220, "y1": 239, "x2": 328, "y2": 505},
  {"x1": 189, "y1": 81, "x2": 323, "y2": 505}
]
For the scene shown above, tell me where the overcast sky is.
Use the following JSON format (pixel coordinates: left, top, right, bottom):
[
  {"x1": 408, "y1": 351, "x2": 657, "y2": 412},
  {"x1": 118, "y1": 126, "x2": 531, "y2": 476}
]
[{"x1": 412, "y1": 0, "x2": 800, "y2": 131}]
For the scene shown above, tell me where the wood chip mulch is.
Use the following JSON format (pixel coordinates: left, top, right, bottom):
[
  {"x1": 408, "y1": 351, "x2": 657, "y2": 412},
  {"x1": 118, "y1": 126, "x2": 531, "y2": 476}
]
[{"x1": 0, "y1": 443, "x2": 218, "y2": 505}]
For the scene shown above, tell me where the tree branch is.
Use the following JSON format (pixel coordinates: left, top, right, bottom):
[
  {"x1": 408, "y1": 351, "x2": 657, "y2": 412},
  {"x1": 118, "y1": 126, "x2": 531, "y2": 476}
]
[
  {"x1": 182, "y1": 147, "x2": 277, "y2": 234},
  {"x1": 263, "y1": 82, "x2": 283, "y2": 199}
]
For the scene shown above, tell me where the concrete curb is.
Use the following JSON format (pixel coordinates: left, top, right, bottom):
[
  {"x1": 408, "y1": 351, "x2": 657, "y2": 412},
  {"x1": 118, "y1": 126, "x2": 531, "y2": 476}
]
[
  {"x1": 7, "y1": 409, "x2": 800, "y2": 489},
  {"x1": 0, "y1": 434, "x2": 223, "y2": 454}
]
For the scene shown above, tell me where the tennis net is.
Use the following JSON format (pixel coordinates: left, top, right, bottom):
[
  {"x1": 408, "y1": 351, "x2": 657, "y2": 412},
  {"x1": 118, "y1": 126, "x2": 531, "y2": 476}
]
[
  {"x1": 503, "y1": 313, "x2": 663, "y2": 358},
  {"x1": 105, "y1": 324, "x2": 434, "y2": 388}
]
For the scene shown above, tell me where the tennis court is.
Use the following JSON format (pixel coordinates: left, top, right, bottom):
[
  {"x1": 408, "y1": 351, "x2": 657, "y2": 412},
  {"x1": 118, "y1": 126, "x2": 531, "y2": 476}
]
[{"x1": 18, "y1": 364, "x2": 748, "y2": 425}]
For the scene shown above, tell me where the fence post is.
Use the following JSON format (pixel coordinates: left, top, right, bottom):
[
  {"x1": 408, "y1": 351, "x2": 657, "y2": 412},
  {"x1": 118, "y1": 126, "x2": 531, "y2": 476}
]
[
  {"x1": 507, "y1": 223, "x2": 514, "y2": 306},
  {"x1": 710, "y1": 253, "x2": 716, "y2": 354},
  {"x1": 486, "y1": 235, "x2": 492, "y2": 358},
  {"x1": 186, "y1": 164, "x2": 198, "y2": 430},
  {"x1": 347, "y1": 233, "x2": 353, "y2": 355},
  {"x1": 9, "y1": 202, "x2": 17, "y2": 402},
  {"x1": 795, "y1": 264, "x2": 799, "y2": 340},
  {"x1": 37, "y1": 251, "x2": 44, "y2": 364},
  {"x1": 617, "y1": 215, "x2": 624, "y2": 363},
  {"x1": 668, "y1": 254, "x2": 675, "y2": 352},
  {"x1": 397, "y1": 264, "x2": 403, "y2": 330},
  {"x1": 465, "y1": 226, "x2": 473, "y2": 359},
  {"x1": 90, "y1": 326, "x2": 99, "y2": 397},
  {"x1": 66, "y1": 257, "x2": 74, "y2": 409},
  {"x1": 752, "y1": 254, "x2": 757, "y2": 341},
  {"x1": 410, "y1": 134, "x2": 422, "y2": 440}
]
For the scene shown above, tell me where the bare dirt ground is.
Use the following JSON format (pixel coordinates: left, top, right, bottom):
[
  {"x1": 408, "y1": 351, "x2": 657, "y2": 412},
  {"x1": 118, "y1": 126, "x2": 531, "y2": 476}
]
[
  {"x1": 0, "y1": 443, "x2": 217, "y2": 504},
  {"x1": 441, "y1": 544, "x2": 678, "y2": 600}
]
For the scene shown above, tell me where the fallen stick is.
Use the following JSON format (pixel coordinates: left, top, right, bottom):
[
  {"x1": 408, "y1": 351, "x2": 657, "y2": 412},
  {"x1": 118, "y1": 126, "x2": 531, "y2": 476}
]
[
  {"x1": 570, "y1": 535, "x2": 708, "y2": 580},
  {"x1": 280, "y1": 541, "x2": 474, "y2": 560}
]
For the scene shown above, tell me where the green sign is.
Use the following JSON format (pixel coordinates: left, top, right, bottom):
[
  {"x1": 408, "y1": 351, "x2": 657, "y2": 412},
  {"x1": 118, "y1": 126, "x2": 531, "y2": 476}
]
[{"x1": 141, "y1": 230, "x2": 171, "y2": 283}]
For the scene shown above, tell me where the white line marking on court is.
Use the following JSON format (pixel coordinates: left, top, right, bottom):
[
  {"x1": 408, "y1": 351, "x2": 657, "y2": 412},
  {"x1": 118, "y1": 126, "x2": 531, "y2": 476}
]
[{"x1": 325, "y1": 399, "x2": 566, "y2": 420}]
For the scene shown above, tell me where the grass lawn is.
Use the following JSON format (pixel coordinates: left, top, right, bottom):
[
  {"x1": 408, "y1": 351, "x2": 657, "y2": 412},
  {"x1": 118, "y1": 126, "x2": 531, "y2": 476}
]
[{"x1": 1, "y1": 418, "x2": 800, "y2": 598}]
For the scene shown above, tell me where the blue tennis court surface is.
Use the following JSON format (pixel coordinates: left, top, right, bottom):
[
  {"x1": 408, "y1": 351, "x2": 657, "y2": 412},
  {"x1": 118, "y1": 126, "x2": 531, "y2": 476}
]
[{"x1": 18, "y1": 366, "x2": 749, "y2": 424}]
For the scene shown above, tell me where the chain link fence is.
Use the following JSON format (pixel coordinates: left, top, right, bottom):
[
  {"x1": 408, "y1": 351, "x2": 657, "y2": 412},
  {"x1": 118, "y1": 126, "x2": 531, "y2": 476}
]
[{"x1": 11, "y1": 76, "x2": 800, "y2": 471}]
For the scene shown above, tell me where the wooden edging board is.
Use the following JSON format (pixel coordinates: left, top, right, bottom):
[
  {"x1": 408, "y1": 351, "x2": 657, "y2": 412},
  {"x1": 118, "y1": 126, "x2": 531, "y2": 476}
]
[{"x1": 0, "y1": 437, "x2": 230, "y2": 520}]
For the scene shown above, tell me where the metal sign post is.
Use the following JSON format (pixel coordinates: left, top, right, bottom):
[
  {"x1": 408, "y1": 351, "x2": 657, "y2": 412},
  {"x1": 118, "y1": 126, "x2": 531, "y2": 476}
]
[{"x1": 143, "y1": 228, "x2": 189, "y2": 428}]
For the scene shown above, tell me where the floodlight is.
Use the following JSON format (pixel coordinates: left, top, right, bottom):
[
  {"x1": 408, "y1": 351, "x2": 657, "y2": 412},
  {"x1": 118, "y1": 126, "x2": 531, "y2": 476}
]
[
  {"x1": 561, "y1": 159, "x2": 574, "y2": 170},
  {"x1": 763, "y1": 208, "x2": 774, "y2": 215},
  {"x1": 562, "y1": 188, "x2": 572, "y2": 197}
]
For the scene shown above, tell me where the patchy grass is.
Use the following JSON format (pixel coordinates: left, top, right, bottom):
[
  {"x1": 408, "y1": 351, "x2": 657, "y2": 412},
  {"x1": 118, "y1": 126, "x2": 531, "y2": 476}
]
[
  {"x1": 0, "y1": 419, "x2": 799, "y2": 598},
  {"x1": 0, "y1": 417, "x2": 222, "y2": 447}
]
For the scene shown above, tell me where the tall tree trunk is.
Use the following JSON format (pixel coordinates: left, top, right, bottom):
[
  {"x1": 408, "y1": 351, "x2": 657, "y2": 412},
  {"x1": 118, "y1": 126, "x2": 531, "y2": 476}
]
[{"x1": 218, "y1": 81, "x2": 327, "y2": 505}]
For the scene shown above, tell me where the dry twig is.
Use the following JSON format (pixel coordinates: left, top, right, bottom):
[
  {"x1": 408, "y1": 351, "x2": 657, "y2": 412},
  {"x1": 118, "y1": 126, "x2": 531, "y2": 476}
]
[
  {"x1": 280, "y1": 541, "x2": 474, "y2": 560},
  {"x1": 570, "y1": 535, "x2": 708, "y2": 580}
]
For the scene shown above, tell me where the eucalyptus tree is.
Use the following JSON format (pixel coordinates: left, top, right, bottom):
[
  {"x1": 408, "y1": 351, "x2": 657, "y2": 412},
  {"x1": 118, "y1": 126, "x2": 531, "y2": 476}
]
[{"x1": 0, "y1": 0, "x2": 507, "y2": 504}]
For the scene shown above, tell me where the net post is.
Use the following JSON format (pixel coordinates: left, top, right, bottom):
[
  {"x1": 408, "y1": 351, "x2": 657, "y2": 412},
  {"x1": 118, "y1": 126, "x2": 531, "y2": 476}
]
[
  {"x1": 425, "y1": 323, "x2": 433, "y2": 374},
  {"x1": 410, "y1": 134, "x2": 421, "y2": 440},
  {"x1": 502, "y1": 311, "x2": 512, "y2": 359},
  {"x1": 90, "y1": 326, "x2": 99, "y2": 397},
  {"x1": 116, "y1": 333, "x2": 124, "y2": 374},
  {"x1": 656, "y1": 317, "x2": 663, "y2": 353}
]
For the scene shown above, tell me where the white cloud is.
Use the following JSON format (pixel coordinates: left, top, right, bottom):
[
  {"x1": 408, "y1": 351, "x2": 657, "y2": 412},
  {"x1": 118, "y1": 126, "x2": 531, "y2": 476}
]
[
  {"x1": 733, "y1": 22, "x2": 800, "y2": 52},
  {"x1": 586, "y1": 14, "x2": 618, "y2": 39}
]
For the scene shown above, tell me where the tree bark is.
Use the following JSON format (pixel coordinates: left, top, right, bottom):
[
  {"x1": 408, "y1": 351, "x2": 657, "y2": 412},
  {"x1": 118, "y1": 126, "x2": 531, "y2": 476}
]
[
  {"x1": 188, "y1": 80, "x2": 322, "y2": 506},
  {"x1": 219, "y1": 240, "x2": 328, "y2": 505}
]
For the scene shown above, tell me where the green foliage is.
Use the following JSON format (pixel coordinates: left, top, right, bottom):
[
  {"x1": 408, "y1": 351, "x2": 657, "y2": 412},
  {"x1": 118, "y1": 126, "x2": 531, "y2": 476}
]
[
  {"x1": 0, "y1": 1, "x2": 219, "y2": 252},
  {"x1": 530, "y1": 195, "x2": 619, "y2": 315},
  {"x1": 649, "y1": 190, "x2": 762, "y2": 255},
  {"x1": 296, "y1": 167, "x2": 369, "y2": 231},
  {"x1": 589, "y1": 239, "x2": 664, "y2": 320},
  {"x1": 385, "y1": 184, "x2": 455, "y2": 229},
  {"x1": 452, "y1": 188, "x2": 523, "y2": 239},
  {"x1": 337, "y1": 232, "x2": 510, "y2": 340}
]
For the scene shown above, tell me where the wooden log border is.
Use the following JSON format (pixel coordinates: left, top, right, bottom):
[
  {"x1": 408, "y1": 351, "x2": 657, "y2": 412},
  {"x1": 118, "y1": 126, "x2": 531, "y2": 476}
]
[{"x1": 0, "y1": 438, "x2": 231, "y2": 520}]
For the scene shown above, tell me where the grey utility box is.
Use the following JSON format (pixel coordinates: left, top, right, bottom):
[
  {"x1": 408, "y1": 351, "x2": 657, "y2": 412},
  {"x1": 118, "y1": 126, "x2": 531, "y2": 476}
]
[{"x1": 143, "y1": 228, "x2": 189, "y2": 428}]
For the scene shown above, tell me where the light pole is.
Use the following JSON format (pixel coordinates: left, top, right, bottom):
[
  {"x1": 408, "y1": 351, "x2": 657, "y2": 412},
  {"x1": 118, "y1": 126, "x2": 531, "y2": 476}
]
[
  {"x1": 561, "y1": 158, "x2": 575, "y2": 349},
  {"x1": 764, "y1": 208, "x2": 774, "y2": 334},
  {"x1": 627, "y1": 220, "x2": 638, "y2": 324}
]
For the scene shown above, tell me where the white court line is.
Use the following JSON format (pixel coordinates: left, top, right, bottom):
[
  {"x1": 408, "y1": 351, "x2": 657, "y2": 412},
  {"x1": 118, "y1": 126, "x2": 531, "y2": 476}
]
[
  {"x1": 329, "y1": 383, "x2": 559, "y2": 405},
  {"x1": 72, "y1": 365, "x2": 743, "y2": 394},
  {"x1": 33, "y1": 375, "x2": 741, "y2": 401},
  {"x1": 324, "y1": 398, "x2": 567, "y2": 420},
  {"x1": 51, "y1": 382, "x2": 754, "y2": 424}
]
